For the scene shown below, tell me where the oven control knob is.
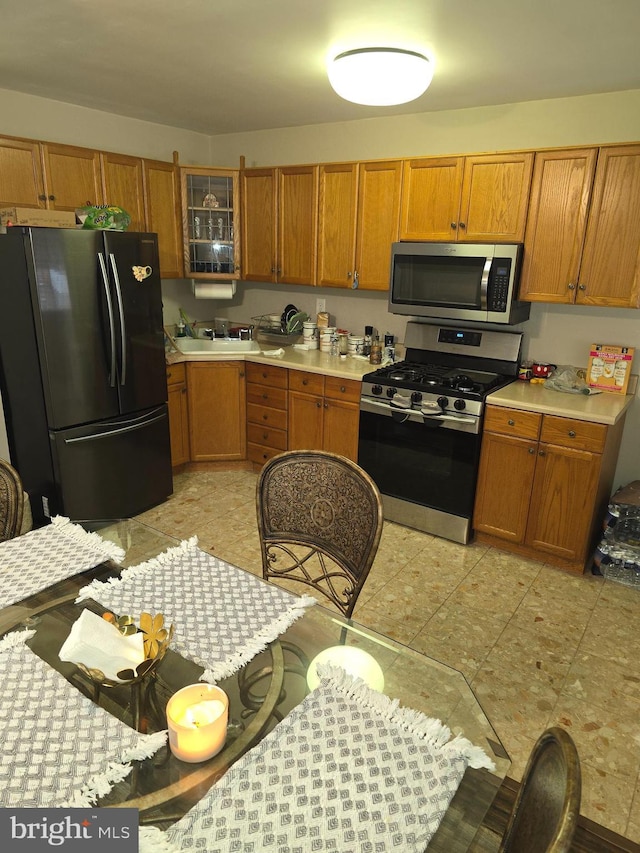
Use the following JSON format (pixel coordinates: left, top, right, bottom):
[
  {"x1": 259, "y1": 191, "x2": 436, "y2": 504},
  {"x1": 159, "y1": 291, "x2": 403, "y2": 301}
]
[
  {"x1": 437, "y1": 396, "x2": 449, "y2": 410},
  {"x1": 372, "y1": 384, "x2": 383, "y2": 396},
  {"x1": 454, "y1": 399, "x2": 466, "y2": 411},
  {"x1": 386, "y1": 387, "x2": 396, "y2": 398},
  {"x1": 411, "y1": 391, "x2": 422, "y2": 404}
]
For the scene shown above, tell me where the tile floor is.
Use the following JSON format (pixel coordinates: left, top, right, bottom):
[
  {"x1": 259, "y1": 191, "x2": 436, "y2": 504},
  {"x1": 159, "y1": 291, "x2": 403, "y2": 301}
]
[{"x1": 137, "y1": 467, "x2": 640, "y2": 842}]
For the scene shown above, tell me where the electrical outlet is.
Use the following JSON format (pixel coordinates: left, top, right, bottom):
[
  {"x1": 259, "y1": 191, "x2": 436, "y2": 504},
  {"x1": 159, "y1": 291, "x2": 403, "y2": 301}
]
[{"x1": 316, "y1": 298, "x2": 326, "y2": 314}]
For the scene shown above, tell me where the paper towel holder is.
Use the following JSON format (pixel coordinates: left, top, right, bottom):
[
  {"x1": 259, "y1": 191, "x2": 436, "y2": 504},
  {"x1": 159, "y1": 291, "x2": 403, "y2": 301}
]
[{"x1": 192, "y1": 280, "x2": 237, "y2": 300}]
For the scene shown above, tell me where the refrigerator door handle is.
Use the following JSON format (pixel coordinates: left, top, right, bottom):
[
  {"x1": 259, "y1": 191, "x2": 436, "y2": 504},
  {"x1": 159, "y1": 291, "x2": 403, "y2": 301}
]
[
  {"x1": 97, "y1": 252, "x2": 117, "y2": 387},
  {"x1": 109, "y1": 252, "x2": 127, "y2": 386},
  {"x1": 63, "y1": 410, "x2": 166, "y2": 444}
]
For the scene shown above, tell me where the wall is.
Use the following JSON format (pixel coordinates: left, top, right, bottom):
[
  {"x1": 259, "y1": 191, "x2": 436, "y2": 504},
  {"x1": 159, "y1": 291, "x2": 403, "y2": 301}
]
[
  {"x1": 210, "y1": 89, "x2": 640, "y2": 166},
  {"x1": 0, "y1": 87, "x2": 212, "y2": 164}
]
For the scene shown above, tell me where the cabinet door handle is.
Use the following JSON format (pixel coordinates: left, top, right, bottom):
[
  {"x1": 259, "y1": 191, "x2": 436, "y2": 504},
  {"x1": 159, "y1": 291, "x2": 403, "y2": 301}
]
[
  {"x1": 239, "y1": 372, "x2": 245, "y2": 378},
  {"x1": 316, "y1": 401, "x2": 322, "y2": 408},
  {"x1": 508, "y1": 419, "x2": 515, "y2": 426},
  {"x1": 578, "y1": 284, "x2": 586, "y2": 291},
  {"x1": 538, "y1": 450, "x2": 545, "y2": 456},
  {"x1": 38, "y1": 193, "x2": 47, "y2": 201},
  {"x1": 181, "y1": 388, "x2": 187, "y2": 395},
  {"x1": 324, "y1": 402, "x2": 329, "y2": 409},
  {"x1": 567, "y1": 283, "x2": 576, "y2": 290},
  {"x1": 459, "y1": 221, "x2": 466, "y2": 229},
  {"x1": 568, "y1": 430, "x2": 576, "y2": 438},
  {"x1": 450, "y1": 222, "x2": 457, "y2": 229},
  {"x1": 49, "y1": 195, "x2": 56, "y2": 201},
  {"x1": 528, "y1": 447, "x2": 535, "y2": 454}
]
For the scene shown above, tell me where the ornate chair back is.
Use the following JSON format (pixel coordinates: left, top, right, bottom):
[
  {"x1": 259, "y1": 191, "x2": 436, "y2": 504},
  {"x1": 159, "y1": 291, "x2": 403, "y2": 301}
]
[
  {"x1": 0, "y1": 458, "x2": 25, "y2": 541},
  {"x1": 499, "y1": 726, "x2": 581, "y2": 853},
  {"x1": 256, "y1": 451, "x2": 383, "y2": 618}
]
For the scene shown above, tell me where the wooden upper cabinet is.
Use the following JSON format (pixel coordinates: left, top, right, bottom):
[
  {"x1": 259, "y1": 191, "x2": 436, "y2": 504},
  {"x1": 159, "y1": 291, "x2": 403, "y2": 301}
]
[
  {"x1": 460, "y1": 152, "x2": 534, "y2": 241},
  {"x1": 41, "y1": 143, "x2": 103, "y2": 210},
  {"x1": 520, "y1": 148, "x2": 598, "y2": 303},
  {"x1": 355, "y1": 160, "x2": 402, "y2": 291},
  {"x1": 578, "y1": 144, "x2": 640, "y2": 308},
  {"x1": 400, "y1": 157, "x2": 464, "y2": 240},
  {"x1": 317, "y1": 160, "x2": 401, "y2": 290},
  {"x1": 144, "y1": 159, "x2": 183, "y2": 279},
  {"x1": 317, "y1": 163, "x2": 358, "y2": 288},
  {"x1": 101, "y1": 152, "x2": 146, "y2": 232},
  {"x1": 241, "y1": 168, "x2": 276, "y2": 282},
  {"x1": 400, "y1": 152, "x2": 533, "y2": 242},
  {"x1": 0, "y1": 136, "x2": 46, "y2": 207},
  {"x1": 278, "y1": 165, "x2": 318, "y2": 285}
]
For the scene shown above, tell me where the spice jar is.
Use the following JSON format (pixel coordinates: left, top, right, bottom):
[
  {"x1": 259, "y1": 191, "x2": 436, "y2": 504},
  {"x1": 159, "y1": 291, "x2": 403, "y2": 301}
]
[{"x1": 369, "y1": 337, "x2": 382, "y2": 365}]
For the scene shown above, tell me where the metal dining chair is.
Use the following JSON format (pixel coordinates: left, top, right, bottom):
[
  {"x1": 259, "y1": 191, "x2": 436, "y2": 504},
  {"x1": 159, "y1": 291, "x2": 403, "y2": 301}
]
[
  {"x1": 499, "y1": 726, "x2": 581, "y2": 852},
  {"x1": 256, "y1": 450, "x2": 383, "y2": 618},
  {"x1": 0, "y1": 458, "x2": 25, "y2": 541}
]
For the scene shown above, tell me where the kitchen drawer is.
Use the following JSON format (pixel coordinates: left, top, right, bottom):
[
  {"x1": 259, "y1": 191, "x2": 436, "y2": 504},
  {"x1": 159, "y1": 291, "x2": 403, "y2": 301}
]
[
  {"x1": 246, "y1": 362, "x2": 288, "y2": 388},
  {"x1": 246, "y1": 402, "x2": 288, "y2": 431},
  {"x1": 166, "y1": 362, "x2": 186, "y2": 386},
  {"x1": 540, "y1": 415, "x2": 607, "y2": 453},
  {"x1": 247, "y1": 423, "x2": 287, "y2": 451},
  {"x1": 247, "y1": 442, "x2": 284, "y2": 466},
  {"x1": 246, "y1": 382, "x2": 288, "y2": 410},
  {"x1": 324, "y1": 375, "x2": 361, "y2": 403},
  {"x1": 289, "y1": 370, "x2": 325, "y2": 395},
  {"x1": 484, "y1": 405, "x2": 542, "y2": 440}
]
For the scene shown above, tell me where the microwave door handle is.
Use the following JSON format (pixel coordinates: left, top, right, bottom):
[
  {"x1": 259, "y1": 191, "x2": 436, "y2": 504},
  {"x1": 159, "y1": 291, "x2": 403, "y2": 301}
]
[
  {"x1": 480, "y1": 258, "x2": 492, "y2": 311},
  {"x1": 98, "y1": 252, "x2": 117, "y2": 387}
]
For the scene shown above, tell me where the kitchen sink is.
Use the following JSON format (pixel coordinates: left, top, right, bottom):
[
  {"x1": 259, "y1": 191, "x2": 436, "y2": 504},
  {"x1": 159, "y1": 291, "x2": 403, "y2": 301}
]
[{"x1": 175, "y1": 337, "x2": 261, "y2": 354}]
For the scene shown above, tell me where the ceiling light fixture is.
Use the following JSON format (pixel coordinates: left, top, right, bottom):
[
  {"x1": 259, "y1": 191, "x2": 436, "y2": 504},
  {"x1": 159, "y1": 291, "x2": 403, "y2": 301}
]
[{"x1": 328, "y1": 47, "x2": 433, "y2": 107}]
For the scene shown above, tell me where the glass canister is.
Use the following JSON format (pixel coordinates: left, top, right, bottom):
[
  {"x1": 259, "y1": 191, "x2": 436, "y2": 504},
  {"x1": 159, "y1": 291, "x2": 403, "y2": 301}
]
[{"x1": 338, "y1": 329, "x2": 349, "y2": 356}]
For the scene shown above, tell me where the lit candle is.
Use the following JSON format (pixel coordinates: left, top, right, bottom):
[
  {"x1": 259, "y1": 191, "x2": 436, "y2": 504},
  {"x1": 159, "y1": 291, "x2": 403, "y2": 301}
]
[{"x1": 166, "y1": 684, "x2": 229, "y2": 762}]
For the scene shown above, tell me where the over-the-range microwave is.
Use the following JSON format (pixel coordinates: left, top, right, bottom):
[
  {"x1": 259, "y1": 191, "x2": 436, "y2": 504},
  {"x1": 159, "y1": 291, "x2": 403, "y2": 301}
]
[{"x1": 388, "y1": 242, "x2": 530, "y2": 325}]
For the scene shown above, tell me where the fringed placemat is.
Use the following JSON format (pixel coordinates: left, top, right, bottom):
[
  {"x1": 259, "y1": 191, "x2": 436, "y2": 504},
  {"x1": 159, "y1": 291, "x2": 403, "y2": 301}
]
[
  {"x1": 140, "y1": 663, "x2": 495, "y2": 853},
  {"x1": 0, "y1": 630, "x2": 166, "y2": 808},
  {"x1": 0, "y1": 516, "x2": 125, "y2": 610},
  {"x1": 76, "y1": 537, "x2": 315, "y2": 682}
]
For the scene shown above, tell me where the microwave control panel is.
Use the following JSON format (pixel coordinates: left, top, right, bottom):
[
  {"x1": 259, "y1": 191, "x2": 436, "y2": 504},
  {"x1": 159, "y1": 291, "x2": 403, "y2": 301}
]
[{"x1": 487, "y1": 259, "x2": 512, "y2": 311}]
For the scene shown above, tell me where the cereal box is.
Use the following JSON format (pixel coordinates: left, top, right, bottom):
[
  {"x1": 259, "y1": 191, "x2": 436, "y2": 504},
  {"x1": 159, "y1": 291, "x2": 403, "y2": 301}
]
[{"x1": 587, "y1": 344, "x2": 634, "y2": 394}]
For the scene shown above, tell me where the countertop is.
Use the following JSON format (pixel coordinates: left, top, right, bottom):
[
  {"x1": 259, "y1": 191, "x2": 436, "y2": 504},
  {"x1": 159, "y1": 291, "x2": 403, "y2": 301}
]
[
  {"x1": 166, "y1": 345, "x2": 376, "y2": 381},
  {"x1": 487, "y1": 380, "x2": 634, "y2": 425}
]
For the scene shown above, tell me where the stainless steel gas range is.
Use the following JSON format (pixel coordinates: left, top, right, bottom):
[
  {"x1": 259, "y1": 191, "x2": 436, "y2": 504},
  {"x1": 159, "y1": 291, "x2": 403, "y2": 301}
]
[{"x1": 357, "y1": 321, "x2": 523, "y2": 544}]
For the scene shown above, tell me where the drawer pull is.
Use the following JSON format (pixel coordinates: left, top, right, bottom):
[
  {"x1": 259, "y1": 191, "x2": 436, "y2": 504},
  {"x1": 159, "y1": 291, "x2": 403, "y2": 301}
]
[
  {"x1": 262, "y1": 393, "x2": 268, "y2": 400},
  {"x1": 262, "y1": 372, "x2": 268, "y2": 378},
  {"x1": 568, "y1": 430, "x2": 576, "y2": 438},
  {"x1": 263, "y1": 432, "x2": 268, "y2": 440},
  {"x1": 302, "y1": 379, "x2": 308, "y2": 386},
  {"x1": 340, "y1": 385, "x2": 346, "y2": 393},
  {"x1": 262, "y1": 414, "x2": 268, "y2": 421},
  {"x1": 508, "y1": 419, "x2": 515, "y2": 426}
]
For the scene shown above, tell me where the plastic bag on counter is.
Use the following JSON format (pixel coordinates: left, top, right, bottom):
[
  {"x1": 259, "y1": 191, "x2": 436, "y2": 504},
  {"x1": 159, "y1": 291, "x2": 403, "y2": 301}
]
[{"x1": 543, "y1": 364, "x2": 601, "y2": 395}]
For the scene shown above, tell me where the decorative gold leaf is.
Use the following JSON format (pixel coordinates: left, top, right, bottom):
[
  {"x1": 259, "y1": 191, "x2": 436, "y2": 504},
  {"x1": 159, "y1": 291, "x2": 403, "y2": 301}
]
[{"x1": 140, "y1": 612, "x2": 166, "y2": 658}]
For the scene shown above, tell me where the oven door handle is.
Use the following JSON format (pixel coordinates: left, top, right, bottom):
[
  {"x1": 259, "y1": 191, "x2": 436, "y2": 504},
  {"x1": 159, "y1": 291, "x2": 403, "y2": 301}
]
[{"x1": 360, "y1": 397, "x2": 480, "y2": 434}]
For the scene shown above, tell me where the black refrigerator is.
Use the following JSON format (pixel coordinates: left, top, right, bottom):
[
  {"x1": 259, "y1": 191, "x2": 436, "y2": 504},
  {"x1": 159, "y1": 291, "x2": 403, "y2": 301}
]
[{"x1": 0, "y1": 226, "x2": 173, "y2": 527}]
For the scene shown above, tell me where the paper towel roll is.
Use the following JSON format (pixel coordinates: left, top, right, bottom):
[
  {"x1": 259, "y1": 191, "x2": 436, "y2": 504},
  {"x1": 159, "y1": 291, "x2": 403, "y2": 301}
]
[{"x1": 192, "y1": 281, "x2": 237, "y2": 299}]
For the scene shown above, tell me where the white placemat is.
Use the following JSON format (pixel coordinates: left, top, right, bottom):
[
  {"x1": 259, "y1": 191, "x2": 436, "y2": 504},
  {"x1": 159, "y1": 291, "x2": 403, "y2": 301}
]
[
  {"x1": 0, "y1": 516, "x2": 125, "y2": 610},
  {"x1": 0, "y1": 630, "x2": 166, "y2": 808},
  {"x1": 76, "y1": 537, "x2": 315, "y2": 682},
  {"x1": 141, "y1": 664, "x2": 495, "y2": 853}
]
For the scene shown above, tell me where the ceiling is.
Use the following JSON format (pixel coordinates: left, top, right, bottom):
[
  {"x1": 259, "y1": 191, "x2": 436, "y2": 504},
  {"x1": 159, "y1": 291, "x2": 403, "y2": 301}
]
[{"x1": 2, "y1": 0, "x2": 639, "y2": 136}]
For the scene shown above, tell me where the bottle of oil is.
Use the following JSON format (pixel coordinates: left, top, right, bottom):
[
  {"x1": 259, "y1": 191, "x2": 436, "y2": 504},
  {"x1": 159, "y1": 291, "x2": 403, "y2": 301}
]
[{"x1": 369, "y1": 336, "x2": 382, "y2": 365}]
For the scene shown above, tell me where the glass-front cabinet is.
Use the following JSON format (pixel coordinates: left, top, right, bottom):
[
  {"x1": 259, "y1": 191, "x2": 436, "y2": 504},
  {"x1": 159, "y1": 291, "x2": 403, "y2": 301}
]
[{"x1": 181, "y1": 167, "x2": 240, "y2": 278}]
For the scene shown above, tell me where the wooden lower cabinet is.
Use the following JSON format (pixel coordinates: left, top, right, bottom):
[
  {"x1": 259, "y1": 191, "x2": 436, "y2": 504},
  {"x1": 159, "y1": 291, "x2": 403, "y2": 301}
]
[
  {"x1": 186, "y1": 362, "x2": 246, "y2": 461},
  {"x1": 246, "y1": 363, "x2": 288, "y2": 467},
  {"x1": 473, "y1": 405, "x2": 625, "y2": 573},
  {"x1": 166, "y1": 363, "x2": 190, "y2": 467},
  {"x1": 288, "y1": 371, "x2": 361, "y2": 462}
]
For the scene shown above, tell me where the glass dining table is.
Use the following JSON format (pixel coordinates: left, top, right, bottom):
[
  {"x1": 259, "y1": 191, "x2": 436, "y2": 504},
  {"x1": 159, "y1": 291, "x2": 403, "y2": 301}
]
[{"x1": 0, "y1": 517, "x2": 510, "y2": 851}]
